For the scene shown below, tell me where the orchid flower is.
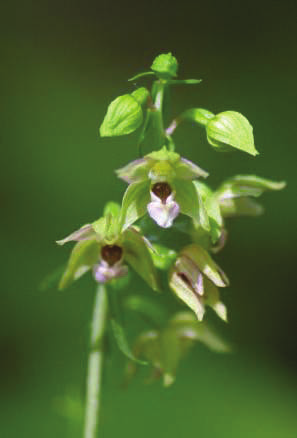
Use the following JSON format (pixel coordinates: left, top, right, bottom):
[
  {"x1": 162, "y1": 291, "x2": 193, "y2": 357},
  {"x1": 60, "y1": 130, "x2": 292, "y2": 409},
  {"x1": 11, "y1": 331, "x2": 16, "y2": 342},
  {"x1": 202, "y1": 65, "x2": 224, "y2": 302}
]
[
  {"x1": 116, "y1": 146, "x2": 209, "y2": 230},
  {"x1": 56, "y1": 202, "x2": 160, "y2": 291}
]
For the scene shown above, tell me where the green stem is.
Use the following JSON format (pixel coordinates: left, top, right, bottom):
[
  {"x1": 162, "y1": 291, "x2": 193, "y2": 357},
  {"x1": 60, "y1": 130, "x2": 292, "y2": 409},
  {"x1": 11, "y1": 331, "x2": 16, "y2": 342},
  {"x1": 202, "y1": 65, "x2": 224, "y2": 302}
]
[
  {"x1": 151, "y1": 80, "x2": 166, "y2": 148},
  {"x1": 84, "y1": 284, "x2": 108, "y2": 438}
]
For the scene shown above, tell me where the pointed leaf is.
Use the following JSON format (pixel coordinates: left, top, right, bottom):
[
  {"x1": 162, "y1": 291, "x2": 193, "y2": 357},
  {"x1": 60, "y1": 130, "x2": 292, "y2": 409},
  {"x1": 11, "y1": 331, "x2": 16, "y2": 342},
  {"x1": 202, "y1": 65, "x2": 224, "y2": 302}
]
[{"x1": 110, "y1": 318, "x2": 147, "y2": 365}]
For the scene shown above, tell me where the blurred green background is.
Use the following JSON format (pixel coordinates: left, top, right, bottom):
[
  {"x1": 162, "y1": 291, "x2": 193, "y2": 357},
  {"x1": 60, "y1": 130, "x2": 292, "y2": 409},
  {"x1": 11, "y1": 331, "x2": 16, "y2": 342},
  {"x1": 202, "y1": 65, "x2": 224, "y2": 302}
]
[{"x1": 1, "y1": 0, "x2": 296, "y2": 437}]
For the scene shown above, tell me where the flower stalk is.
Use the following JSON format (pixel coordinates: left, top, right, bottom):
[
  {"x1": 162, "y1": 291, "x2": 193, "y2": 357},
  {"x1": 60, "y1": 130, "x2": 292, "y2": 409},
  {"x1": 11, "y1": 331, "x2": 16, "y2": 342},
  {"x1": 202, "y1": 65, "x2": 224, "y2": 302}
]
[{"x1": 84, "y1": 284, "x2": 108, "y2": 438}]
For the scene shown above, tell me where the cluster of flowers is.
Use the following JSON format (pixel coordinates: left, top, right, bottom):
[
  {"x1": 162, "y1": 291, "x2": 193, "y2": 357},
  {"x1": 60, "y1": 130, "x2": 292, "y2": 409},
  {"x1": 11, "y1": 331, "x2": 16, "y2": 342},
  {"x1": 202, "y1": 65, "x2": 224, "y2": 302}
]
[{"x1": 57, "y1": 54, "x2": 285, "y2": 384}]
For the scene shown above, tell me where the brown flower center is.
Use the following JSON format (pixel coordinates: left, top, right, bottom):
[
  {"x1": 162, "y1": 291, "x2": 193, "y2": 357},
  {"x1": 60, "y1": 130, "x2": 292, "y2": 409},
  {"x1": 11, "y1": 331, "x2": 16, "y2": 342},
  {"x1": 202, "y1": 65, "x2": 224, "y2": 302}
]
[
  {"x1": 101, "y1": 245, "x2": 123, "y2": 266},
  {"x1": 152, "y1": 182, "x2": 172, "y2": 202}
]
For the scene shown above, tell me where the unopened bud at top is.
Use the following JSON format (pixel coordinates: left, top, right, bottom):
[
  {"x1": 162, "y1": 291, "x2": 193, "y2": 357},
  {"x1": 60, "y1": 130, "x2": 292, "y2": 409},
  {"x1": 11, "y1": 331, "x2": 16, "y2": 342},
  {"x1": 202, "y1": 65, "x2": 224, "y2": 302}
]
[{"x1": 151, "y1": 53, "x2": 178, "y2": 79}]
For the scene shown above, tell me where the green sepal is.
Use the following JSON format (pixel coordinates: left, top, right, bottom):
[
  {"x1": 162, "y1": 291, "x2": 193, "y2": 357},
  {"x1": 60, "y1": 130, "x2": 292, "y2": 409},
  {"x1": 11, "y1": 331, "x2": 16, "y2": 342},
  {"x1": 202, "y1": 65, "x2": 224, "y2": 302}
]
[
  {"x1": 103, "y1": 201, "x2": 121, "y2": 218},
  {"x1": 169, "y1": 312, "x2": 231, "y2": 352},
  {"x1": 120, "y1": 181, "x2": 150, "y2": 230},
  {"x1": 131, "y1": 87, "x2": 150, "y2": 105},
  {"x1": 123, "y1": 227, "x2": 161, "y2": 292},
  {"x1": 128, "y1": 71, "x2": 155, "y2": 82},
  {"x1": 206, "y1": 111, "x2": 258, "y2": 156},
  {"x1": 146, "y1": 145, "x2": 180, "y2": 163},
  {"x1": 203, "y1": 278, "x2": 228, "y2": 322},
  {"x1": 181, "y1": 244, "x2": 229, "y2": 287},
  {"x1": 110, "y1": 318, "x2": 147, "y2": 365},
  {"x1": 220, "y1": 197, "x2": 264, "y2": 218},
  {"x1": 151, "y1": 53, "x2": 178, "y2": 79},
  {"x1": 194, "y1": 181, "x2": 223, "y2": 243},
  {"x1": 100, "y1": 94, "x2": 143, "y2": 137},
  {"x1": 182, "y1": 108, "x2": 215, "y2": 126},
  {"x1": 116, "y1": 158, "x2": 150, "y2": 184},
  {"x1": 169, "y1": 267, "x2": 205, "y2": 321},
  {"x1": 149, "y1": 243, "x2": 177, "y2": 270},
  {"x1": 59, "y1": 240, "x2": 101, "y2": 290},
  {"x1": 217, "y1": 175, "x2": 286, "y2": 199},
  {"x1": 175, "y1": 180, "x2": 210, "y2": 231}
]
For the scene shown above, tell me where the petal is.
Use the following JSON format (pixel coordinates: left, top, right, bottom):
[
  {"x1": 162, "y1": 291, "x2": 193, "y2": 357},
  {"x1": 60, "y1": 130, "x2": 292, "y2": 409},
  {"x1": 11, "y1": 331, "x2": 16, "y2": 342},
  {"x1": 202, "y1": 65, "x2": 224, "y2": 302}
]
[
  {"x1": 93, "y1": 260, "x2": 128, "y2": 283},
  {"x1": 169, "y1": 270, "x2": 205, "y2": 321},
  {"x1": 181, "y1": 244, "x2": 229, "y2": 287},
  {"x1": 175, "y1": 255, "x2": 204, "y2": 296},
  {"x1": 175, "y1": 157, "x2": 209, "y2": 180},
  {"x1": 147, "y1": 195, "x2": 180, "y2": 228},
  {"x1": 116, "y1": 158, "x2": 150, "y2": 183},
  {"x1": 56, "y1": 224, "x2": 96, "y2": 245}
]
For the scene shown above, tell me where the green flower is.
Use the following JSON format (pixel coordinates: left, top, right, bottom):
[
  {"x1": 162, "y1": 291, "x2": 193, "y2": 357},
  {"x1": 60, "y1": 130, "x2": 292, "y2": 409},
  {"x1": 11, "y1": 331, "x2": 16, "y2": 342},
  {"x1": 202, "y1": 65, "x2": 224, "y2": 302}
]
[
  {"x1": 169, "y1": 244, "x2": 229, "y2": 321},
  {"x1": 125, "y1": 311, "x2": 230, "y2": 387},
  {"x1": 56, "y1": 202, "x2": 160, "y2": 291},
  {"x1": 117, "y1": 146, "x2": 209, "y2": 230}
]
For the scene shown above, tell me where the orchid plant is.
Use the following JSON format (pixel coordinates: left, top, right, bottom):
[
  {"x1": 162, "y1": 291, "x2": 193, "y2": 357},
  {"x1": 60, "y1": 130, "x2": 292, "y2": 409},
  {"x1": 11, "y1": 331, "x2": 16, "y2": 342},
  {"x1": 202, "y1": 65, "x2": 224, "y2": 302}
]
[{"x1": 57, "y1": 53, "x2": 285, "y2": 438}]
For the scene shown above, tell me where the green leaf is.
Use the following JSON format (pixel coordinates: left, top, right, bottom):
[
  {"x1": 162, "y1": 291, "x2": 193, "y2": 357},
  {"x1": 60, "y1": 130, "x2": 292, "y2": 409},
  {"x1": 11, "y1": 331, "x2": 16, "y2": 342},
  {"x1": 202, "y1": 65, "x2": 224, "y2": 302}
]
[
  {"x1": 175, "y1": 180, "x2": 210, "y2": 231},
  {"x1": 217, "y1": 175, "x2": 286, "y2": 199},
  {"x1": 59, "y1": 240, "x2": 101, "y2": 289},
  {"x1": 110, "y1": 318, "x2": 147, "y2": 365},
  {"x1": 123, "y1": 227, "x2": 161, "y2": 292},
  {"x1": 100, "y1": 94, "x2": 143, "y2": 137},
  {"x1": 128, "y1": 71, "x2": 155, "y2": 81},
  {"x1": 206, "y1": 111, "x2": 258, "y2": 156},
  {"x1": 120, "y1": 181, "x2": 150, "y2": 230}
]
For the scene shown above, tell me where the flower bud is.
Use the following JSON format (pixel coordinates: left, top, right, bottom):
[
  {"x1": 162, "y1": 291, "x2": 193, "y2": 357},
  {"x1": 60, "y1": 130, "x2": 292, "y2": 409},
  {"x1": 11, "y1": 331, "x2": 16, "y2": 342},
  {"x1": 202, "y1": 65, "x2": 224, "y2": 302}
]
[
  {"x1": 100, "y1": 94, "x2": 143, "y2": 137},
  {"x1": 206, "y1": 111, "x2": 258, "y2": 156},
  {"x1": 131, "y1": 87, "x2": 149, "y2": 105},
  {"x1": 151, "y1": 53, "x2": 178, "y2": 79}
]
